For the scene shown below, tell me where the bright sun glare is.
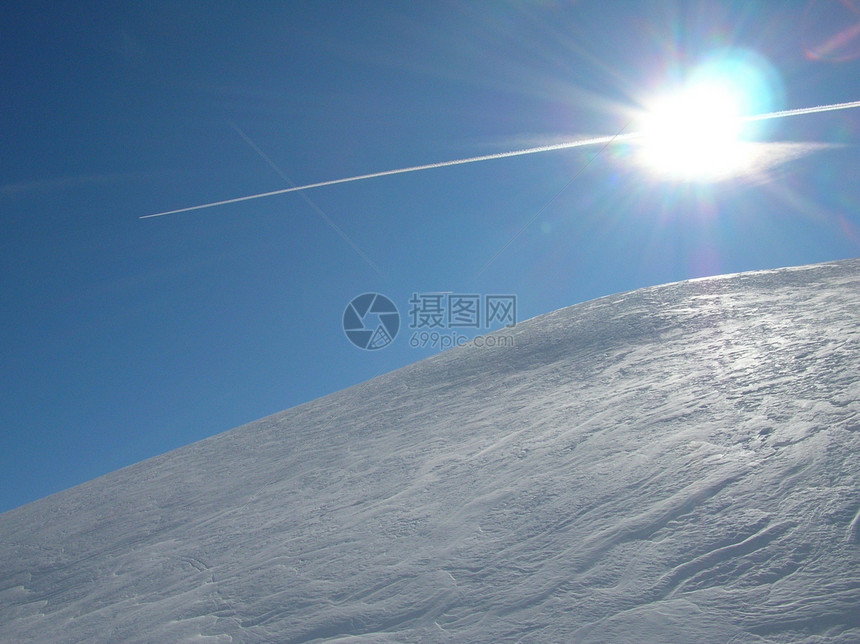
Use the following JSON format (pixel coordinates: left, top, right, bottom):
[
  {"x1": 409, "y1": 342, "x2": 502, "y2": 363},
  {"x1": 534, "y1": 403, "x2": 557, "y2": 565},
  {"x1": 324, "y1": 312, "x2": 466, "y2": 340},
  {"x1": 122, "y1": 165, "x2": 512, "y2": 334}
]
[{"x1": 640, "y1": 80, "x2": 751, "y2": 181}]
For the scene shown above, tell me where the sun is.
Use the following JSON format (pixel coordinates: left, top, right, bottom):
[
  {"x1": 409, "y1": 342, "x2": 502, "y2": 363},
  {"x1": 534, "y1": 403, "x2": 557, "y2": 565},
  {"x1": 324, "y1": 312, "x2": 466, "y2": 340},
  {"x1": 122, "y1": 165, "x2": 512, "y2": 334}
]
[
  {"x1": 638, "y1": 80, "x2": 751, "y2": 181},
  {"x1": 633, "y1": 49, "x2": 784, "y2": 182}
]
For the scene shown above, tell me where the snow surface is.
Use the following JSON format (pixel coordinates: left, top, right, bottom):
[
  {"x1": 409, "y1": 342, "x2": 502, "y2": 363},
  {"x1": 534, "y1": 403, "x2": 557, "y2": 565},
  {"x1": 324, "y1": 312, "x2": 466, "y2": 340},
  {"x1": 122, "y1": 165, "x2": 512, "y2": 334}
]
[{"x1": 2, "y1": 259, "x2": 860, "y2": 643}]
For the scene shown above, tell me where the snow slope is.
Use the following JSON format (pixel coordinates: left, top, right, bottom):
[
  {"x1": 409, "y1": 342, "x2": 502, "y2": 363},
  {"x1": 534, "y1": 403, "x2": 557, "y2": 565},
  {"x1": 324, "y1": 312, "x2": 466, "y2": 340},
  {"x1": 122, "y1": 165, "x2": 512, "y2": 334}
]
[{"x1": 1, "y1": 259, "x2": 859, "y2": 643}]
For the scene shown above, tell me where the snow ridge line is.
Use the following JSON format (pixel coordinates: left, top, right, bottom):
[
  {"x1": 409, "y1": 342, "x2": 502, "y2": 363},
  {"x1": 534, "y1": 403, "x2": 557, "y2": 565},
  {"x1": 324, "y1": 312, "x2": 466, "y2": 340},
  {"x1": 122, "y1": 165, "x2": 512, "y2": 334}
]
[
  {"x1": 661, "y1": 519, "x2": 794, "y2": 599},
  {"x1": 847, "y1": 507, "x2": 860, "y2": 543}
]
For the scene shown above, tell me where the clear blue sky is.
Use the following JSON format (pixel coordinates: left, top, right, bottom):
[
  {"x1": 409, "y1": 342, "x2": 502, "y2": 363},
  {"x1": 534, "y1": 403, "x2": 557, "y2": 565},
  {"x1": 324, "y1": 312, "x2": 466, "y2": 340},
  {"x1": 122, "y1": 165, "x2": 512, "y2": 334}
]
[{"x1": 2, "y1": 1, "x2": 859, "y2": 513}]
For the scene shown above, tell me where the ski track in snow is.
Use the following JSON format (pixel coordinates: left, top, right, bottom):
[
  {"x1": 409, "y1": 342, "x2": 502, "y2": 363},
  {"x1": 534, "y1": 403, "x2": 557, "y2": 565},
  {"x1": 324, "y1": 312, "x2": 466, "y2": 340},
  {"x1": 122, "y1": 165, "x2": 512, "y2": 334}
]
[{"x1": 1, "y1": 259, "x2": 859, "y2": 643}]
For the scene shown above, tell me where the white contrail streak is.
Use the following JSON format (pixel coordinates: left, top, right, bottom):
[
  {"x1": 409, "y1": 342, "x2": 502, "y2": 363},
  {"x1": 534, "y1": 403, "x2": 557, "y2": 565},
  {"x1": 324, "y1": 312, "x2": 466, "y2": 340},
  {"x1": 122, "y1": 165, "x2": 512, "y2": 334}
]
[
  {"x1": 141, "y1": 133, "x2": 636, "y2": 219},
  {"x1": 142, "y1": 99, "x2": 860, "y2": 220},
  {"x1": 741, "y1": 99, "x2": 860, "y2": 123}
]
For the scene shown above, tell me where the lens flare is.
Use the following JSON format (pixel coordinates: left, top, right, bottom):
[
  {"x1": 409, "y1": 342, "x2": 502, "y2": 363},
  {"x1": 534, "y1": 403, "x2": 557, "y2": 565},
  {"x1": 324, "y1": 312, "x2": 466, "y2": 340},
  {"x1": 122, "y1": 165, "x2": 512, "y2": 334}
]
[{"x1": 635, "y1": 49, "x2": 785, "y2": 182}]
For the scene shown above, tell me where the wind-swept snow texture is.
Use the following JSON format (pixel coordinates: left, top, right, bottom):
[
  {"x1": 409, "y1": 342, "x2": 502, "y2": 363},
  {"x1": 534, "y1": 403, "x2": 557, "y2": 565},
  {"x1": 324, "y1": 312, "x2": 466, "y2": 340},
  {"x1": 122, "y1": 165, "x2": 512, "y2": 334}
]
[{"x1": 2, "y1": 260, "x2": 860, "y2": 643}]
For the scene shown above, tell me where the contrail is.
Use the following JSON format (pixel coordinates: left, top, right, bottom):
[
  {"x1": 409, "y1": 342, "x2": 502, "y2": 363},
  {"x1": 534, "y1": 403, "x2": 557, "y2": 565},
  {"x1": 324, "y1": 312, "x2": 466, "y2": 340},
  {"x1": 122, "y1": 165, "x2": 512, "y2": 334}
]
[
  {"x1": 141, "y1": 133, "x2": 636, "y2": 219},
  {"x1": 741, "y1": 99, "x2": 860, "y2": 122},
  {"x1": 141, "y1": 99, "x2": 860, "y2": 220}
]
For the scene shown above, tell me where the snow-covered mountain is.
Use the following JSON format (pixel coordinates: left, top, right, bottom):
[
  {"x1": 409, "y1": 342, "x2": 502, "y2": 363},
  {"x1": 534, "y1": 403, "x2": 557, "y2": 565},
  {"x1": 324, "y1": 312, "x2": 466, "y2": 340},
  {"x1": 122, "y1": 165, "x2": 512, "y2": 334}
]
[{"x1": 2, "y1": 259, "x2": 859, "y2": 643}]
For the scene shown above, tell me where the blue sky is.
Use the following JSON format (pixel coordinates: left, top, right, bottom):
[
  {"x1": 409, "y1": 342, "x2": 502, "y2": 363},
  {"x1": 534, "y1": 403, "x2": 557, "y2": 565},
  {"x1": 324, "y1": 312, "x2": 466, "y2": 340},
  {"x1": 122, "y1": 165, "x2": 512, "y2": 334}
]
[{"x1": 2, "y1": 0, "x2": 859, "y2": 513}]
